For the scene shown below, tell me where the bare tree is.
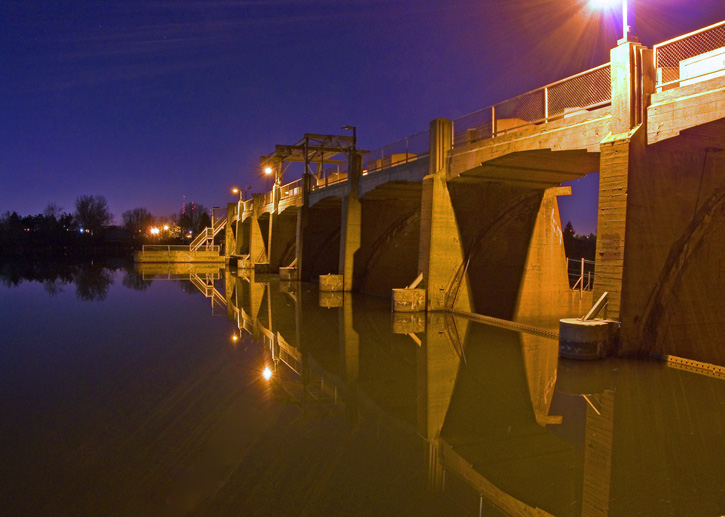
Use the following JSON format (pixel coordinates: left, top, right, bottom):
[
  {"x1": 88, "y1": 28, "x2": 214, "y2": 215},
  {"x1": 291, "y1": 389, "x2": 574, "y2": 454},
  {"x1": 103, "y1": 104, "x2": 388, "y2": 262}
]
[
  {"x1": 43, "y1": 202, "x2": 63, "y2": 220},
  {"x1": 74, "y1": 195, "x2": 113, "y2": 234},
  {"x1": 122, "y1": 207, "x2": 152, "y2": 235}
]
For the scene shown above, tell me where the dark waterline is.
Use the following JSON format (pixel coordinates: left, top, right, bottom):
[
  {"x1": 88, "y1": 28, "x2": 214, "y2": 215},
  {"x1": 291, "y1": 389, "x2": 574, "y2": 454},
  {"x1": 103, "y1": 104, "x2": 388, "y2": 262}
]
[{"x1": 1, "y1": 264, "x2": 723, "y2": 515}]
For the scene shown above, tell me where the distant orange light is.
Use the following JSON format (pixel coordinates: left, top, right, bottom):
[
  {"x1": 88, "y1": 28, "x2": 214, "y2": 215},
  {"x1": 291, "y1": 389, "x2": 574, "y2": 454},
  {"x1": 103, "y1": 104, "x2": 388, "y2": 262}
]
[{"x1": 264, "y1": 166, "x2": 273, "y2": 175}]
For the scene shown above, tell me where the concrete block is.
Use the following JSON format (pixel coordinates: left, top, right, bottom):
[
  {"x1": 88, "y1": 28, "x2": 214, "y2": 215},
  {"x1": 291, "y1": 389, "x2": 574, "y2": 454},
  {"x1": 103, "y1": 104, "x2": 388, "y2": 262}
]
[
  {"x1": 319, "y1": 274, "x2": 344, "y2": 292},
  {"x1": 279, "y1": 266, "x2": 298, "y2": 281},
  {"x1": 391, "y1": 288, "x2": 426, "y2": 312},
  {"x1": 391, "y1": 311, "x2": 425, "y2": 334},
  {"x1": 254, "y1": 262, "x2": 273, "y2": 275},
  {"x1": 319, "y1": 290, "x2": 343, "y2": 307},
  {"x1": 559, "y1": 318, "x2": 618, "y2": 360}
]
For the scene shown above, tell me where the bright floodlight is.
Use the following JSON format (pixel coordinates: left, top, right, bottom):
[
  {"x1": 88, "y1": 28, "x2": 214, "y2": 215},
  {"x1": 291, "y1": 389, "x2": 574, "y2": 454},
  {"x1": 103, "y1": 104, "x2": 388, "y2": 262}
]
[
  {"x1": 262, "y1": 366, "x2": 273, "y2": 381},
  {"x1": 150, "y1": 227, "x2": 160, "y2": 235},
  {"x1": 589, "y1": 0, "x2": 619, "y2": 7},
  {"x1": 589, "y1": 0, "x2": 630, "y2": 38},
  {"x1": 264, "y1": 166, "x2": 273, "y2": 175}
]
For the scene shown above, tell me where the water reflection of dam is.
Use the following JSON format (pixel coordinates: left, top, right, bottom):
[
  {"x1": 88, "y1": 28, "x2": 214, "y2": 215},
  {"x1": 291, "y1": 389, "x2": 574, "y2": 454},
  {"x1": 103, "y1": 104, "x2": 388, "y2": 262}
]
[
  {"x1": 130, "y1": 263, "x2": 723, "y2": 515},
  {"x1": 218, "y1": 269, "x2": 724, "y2": 516}
]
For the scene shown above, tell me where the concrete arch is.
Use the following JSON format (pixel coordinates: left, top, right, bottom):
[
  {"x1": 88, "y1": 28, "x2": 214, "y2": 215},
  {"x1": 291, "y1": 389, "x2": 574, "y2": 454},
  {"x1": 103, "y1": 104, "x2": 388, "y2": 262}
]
[
  {"x1": 357, "y1": 209, "x2": 421, "y2": 294},
  {"x1": 639, "y1": 184, "x2": 725, "y2": 364},
  {"x1": 445, "y1": 190, "x2": 543, "y2": 316}
]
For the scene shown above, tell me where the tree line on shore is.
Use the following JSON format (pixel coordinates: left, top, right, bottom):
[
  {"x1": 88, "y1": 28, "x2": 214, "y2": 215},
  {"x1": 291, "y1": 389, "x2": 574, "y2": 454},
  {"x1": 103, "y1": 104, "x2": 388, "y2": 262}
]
[{"x1": 0, "y1": 194, "x2": 212, "y2": 258}]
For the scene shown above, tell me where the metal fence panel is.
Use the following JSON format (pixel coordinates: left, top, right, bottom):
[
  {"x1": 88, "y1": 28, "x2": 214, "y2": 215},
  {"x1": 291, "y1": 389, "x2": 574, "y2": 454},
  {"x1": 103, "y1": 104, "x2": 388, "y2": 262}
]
[{"x1": 655, "y1": 21, "x2": 725, "y2": 87}]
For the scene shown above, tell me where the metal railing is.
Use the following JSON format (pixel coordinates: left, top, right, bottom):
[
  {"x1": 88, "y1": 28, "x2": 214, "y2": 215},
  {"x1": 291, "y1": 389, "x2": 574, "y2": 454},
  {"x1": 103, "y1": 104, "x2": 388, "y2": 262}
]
[
  {"x1": 363, "y1": 130, "x2": 430, "y2": 174},
  {"x1": 189, "y1": 216, "x2": 226, "y2": 252},
  {"x1": 654, "y1": 20, "x2": 725, "y2": 90},
  {"x1": 311, "y1": 171, "x2": 348, "y2": 190},
  {"x1": 453, "y1": 63, "x2": 611, "y2": 147},
  {"x1": 567, "y1": 257, "x2": 595, "y2": 292},
  {"x1": 141, "y1": 245, "x2": 194, "y2": 252},
  {"x1": 280, "y1": 178, "x2": 303, "y2": 199}
]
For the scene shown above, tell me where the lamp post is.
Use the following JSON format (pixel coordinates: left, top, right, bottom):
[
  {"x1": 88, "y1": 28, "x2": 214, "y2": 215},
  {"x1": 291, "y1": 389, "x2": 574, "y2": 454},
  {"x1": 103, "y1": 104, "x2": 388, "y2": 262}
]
[
  {"x1": 341, "y1": 125, "x2": 356, "y2": 155},
  {"x1": 341, "y1": 125, "x2": 357, "y2": 183}
]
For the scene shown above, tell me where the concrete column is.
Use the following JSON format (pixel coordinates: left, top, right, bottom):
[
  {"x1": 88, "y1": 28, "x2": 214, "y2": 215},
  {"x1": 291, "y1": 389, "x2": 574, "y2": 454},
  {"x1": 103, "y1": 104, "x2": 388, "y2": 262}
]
[
  {"x1": 338, "y1": 194, "x2": 361, "y2": 291},
  {"x1": 339, "y1": 293, "x2": 359, "y2": 384},
  {"x1": 595, "y1": 39, "x2": 655, "y2": 321},
  {"x1": 338, "y1": 151, "x2": 363, "y2": 291},
  {"x1": 417, "y1": 313, "x2": 465, "y2": 491},
  {"x1": 418, "y1": 118, "x2": 471, "y2": 312},
  {"x1": 225, "y1": 202, "x2": 236, "y2": 259},
  {"x1": 514, "y1": 186, "x2": 582, "y2": 325},
  {"x1": 294, "y1": 174, "x2": 312, "y2": 279},
  {"x1": 249, "y1": 196, "x2": 267, "y2": 264},
  {"x1": 267, "y1": 211, "x2": 282, "y2": 268}
]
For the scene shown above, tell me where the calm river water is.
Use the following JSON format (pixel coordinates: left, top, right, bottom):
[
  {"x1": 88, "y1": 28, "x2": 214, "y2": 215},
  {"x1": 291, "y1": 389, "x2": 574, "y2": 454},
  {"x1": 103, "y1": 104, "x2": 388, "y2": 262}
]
[{"x1": 1, "y1": 262, "x2": 723, "y2": 516}]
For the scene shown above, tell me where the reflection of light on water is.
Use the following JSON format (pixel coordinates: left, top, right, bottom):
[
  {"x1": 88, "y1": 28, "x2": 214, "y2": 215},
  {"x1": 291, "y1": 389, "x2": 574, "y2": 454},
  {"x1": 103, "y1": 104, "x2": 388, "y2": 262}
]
[{"x1": 262, "y1": 367, "x2": 273, "y2": 381}]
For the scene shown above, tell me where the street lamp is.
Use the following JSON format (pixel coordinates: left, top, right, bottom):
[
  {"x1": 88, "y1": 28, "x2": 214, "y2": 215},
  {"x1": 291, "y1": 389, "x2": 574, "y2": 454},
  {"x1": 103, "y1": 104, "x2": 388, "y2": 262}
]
[
  {"x1": 590, "y1": 0, "x2": 632, "y2": 41},
  {"x1": 232, "y1": 186, "x2": 243, "y2": 201}
]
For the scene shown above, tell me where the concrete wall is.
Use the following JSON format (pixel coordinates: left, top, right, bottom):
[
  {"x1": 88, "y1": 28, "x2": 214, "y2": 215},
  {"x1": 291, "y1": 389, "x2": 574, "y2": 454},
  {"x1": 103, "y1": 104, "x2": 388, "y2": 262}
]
[
  {"x1": 447, "y1": 182, "x2": 544, "y2": 319},
  {"x1": 268, "y1": 208, "x2": 298, "y2": 269},
  {"x1": 300, "y1": 198, "x2": 342, "y2": 281},
  {"x1": 134, "y1": 249, "x2": 224, "y2": 263},
  {"x1": 613, "y1": 119, "x2": 725, "y2": 364},
  {"x1": 356, "y1": 195, "x2": 421, "y2": 296}
]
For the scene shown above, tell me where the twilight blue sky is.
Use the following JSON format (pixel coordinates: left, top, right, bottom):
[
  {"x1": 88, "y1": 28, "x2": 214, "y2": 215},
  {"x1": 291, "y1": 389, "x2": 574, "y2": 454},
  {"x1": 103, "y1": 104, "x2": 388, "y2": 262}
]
[{"x1": 2, "y1": 0, "x2": 724, "y2": 234}]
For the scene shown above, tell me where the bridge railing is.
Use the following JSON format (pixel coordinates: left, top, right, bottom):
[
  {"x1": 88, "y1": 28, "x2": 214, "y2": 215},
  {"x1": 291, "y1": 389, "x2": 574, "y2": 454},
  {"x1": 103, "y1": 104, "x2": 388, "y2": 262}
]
[
  {"x1": 259, "y1": 191, "x2": 273, "y2": 207},
  {"x1": 363, "y1": 130, "x2": 430, "y2": 174},
  {"x1": 452, "y1": 63, "x2": 611, "y2": 148},
  {"x1": 654, "y1": 20, "x2": 725, "y2": 91},
  {"x1": 141, "y1": 244, "x2": 221, "y2": 253},
  {"x1": 312, "y1": 169, "x2": 347, "y2": 190},
  {"x1": 280, "y1": 178, "x2": 303, "y2": 199}
]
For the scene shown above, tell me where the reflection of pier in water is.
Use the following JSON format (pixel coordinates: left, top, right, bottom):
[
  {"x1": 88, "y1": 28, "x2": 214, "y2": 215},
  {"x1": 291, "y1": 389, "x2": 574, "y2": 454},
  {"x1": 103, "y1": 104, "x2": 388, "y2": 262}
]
[
  {"x1": 222, "y1": 269, "x2": 723, "y2": 516},
  {"x1": 135, "y1": 263, "x2": 227, "y2": 309}
]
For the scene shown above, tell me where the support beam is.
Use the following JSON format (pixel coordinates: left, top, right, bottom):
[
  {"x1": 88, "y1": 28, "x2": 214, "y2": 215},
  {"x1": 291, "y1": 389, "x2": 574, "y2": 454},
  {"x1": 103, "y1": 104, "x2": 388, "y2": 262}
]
[
  {"x1": 418, "y1": 118, "x2": 471, "y2": 312},
  {"x1": 338, "y1": 151, "x2": 363, "y2": 291}
]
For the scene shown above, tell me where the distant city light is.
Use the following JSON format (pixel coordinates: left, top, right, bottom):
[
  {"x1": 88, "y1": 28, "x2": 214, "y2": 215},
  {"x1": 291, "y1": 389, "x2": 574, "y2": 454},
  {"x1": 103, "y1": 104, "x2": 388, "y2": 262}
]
[
  {"x1": 262, "y1": 366, "x2": 273, "y2": 381},
  {"x1": 163, "y1": 225, "x2": 169, "y2": 231},
  {"x1": 232, "y1": 334, "x2": 238, "y2": 342},
  {"x1": 79, "y1": 228, "x2": 84, "y2": 233}
]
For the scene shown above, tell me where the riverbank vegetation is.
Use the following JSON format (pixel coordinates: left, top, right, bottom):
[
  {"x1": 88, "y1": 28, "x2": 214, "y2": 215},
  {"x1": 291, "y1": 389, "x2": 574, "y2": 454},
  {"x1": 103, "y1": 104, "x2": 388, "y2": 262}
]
[{"x1": 0, "y1": 196, "x2": 212, "y2": 259}]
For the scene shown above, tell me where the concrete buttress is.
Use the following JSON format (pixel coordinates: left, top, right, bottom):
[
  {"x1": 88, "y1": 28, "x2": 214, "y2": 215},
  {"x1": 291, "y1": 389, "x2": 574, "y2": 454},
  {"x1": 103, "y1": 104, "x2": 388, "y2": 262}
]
[{"x1": 418, "y1": 118, "x2": 472, "y2": 312}]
